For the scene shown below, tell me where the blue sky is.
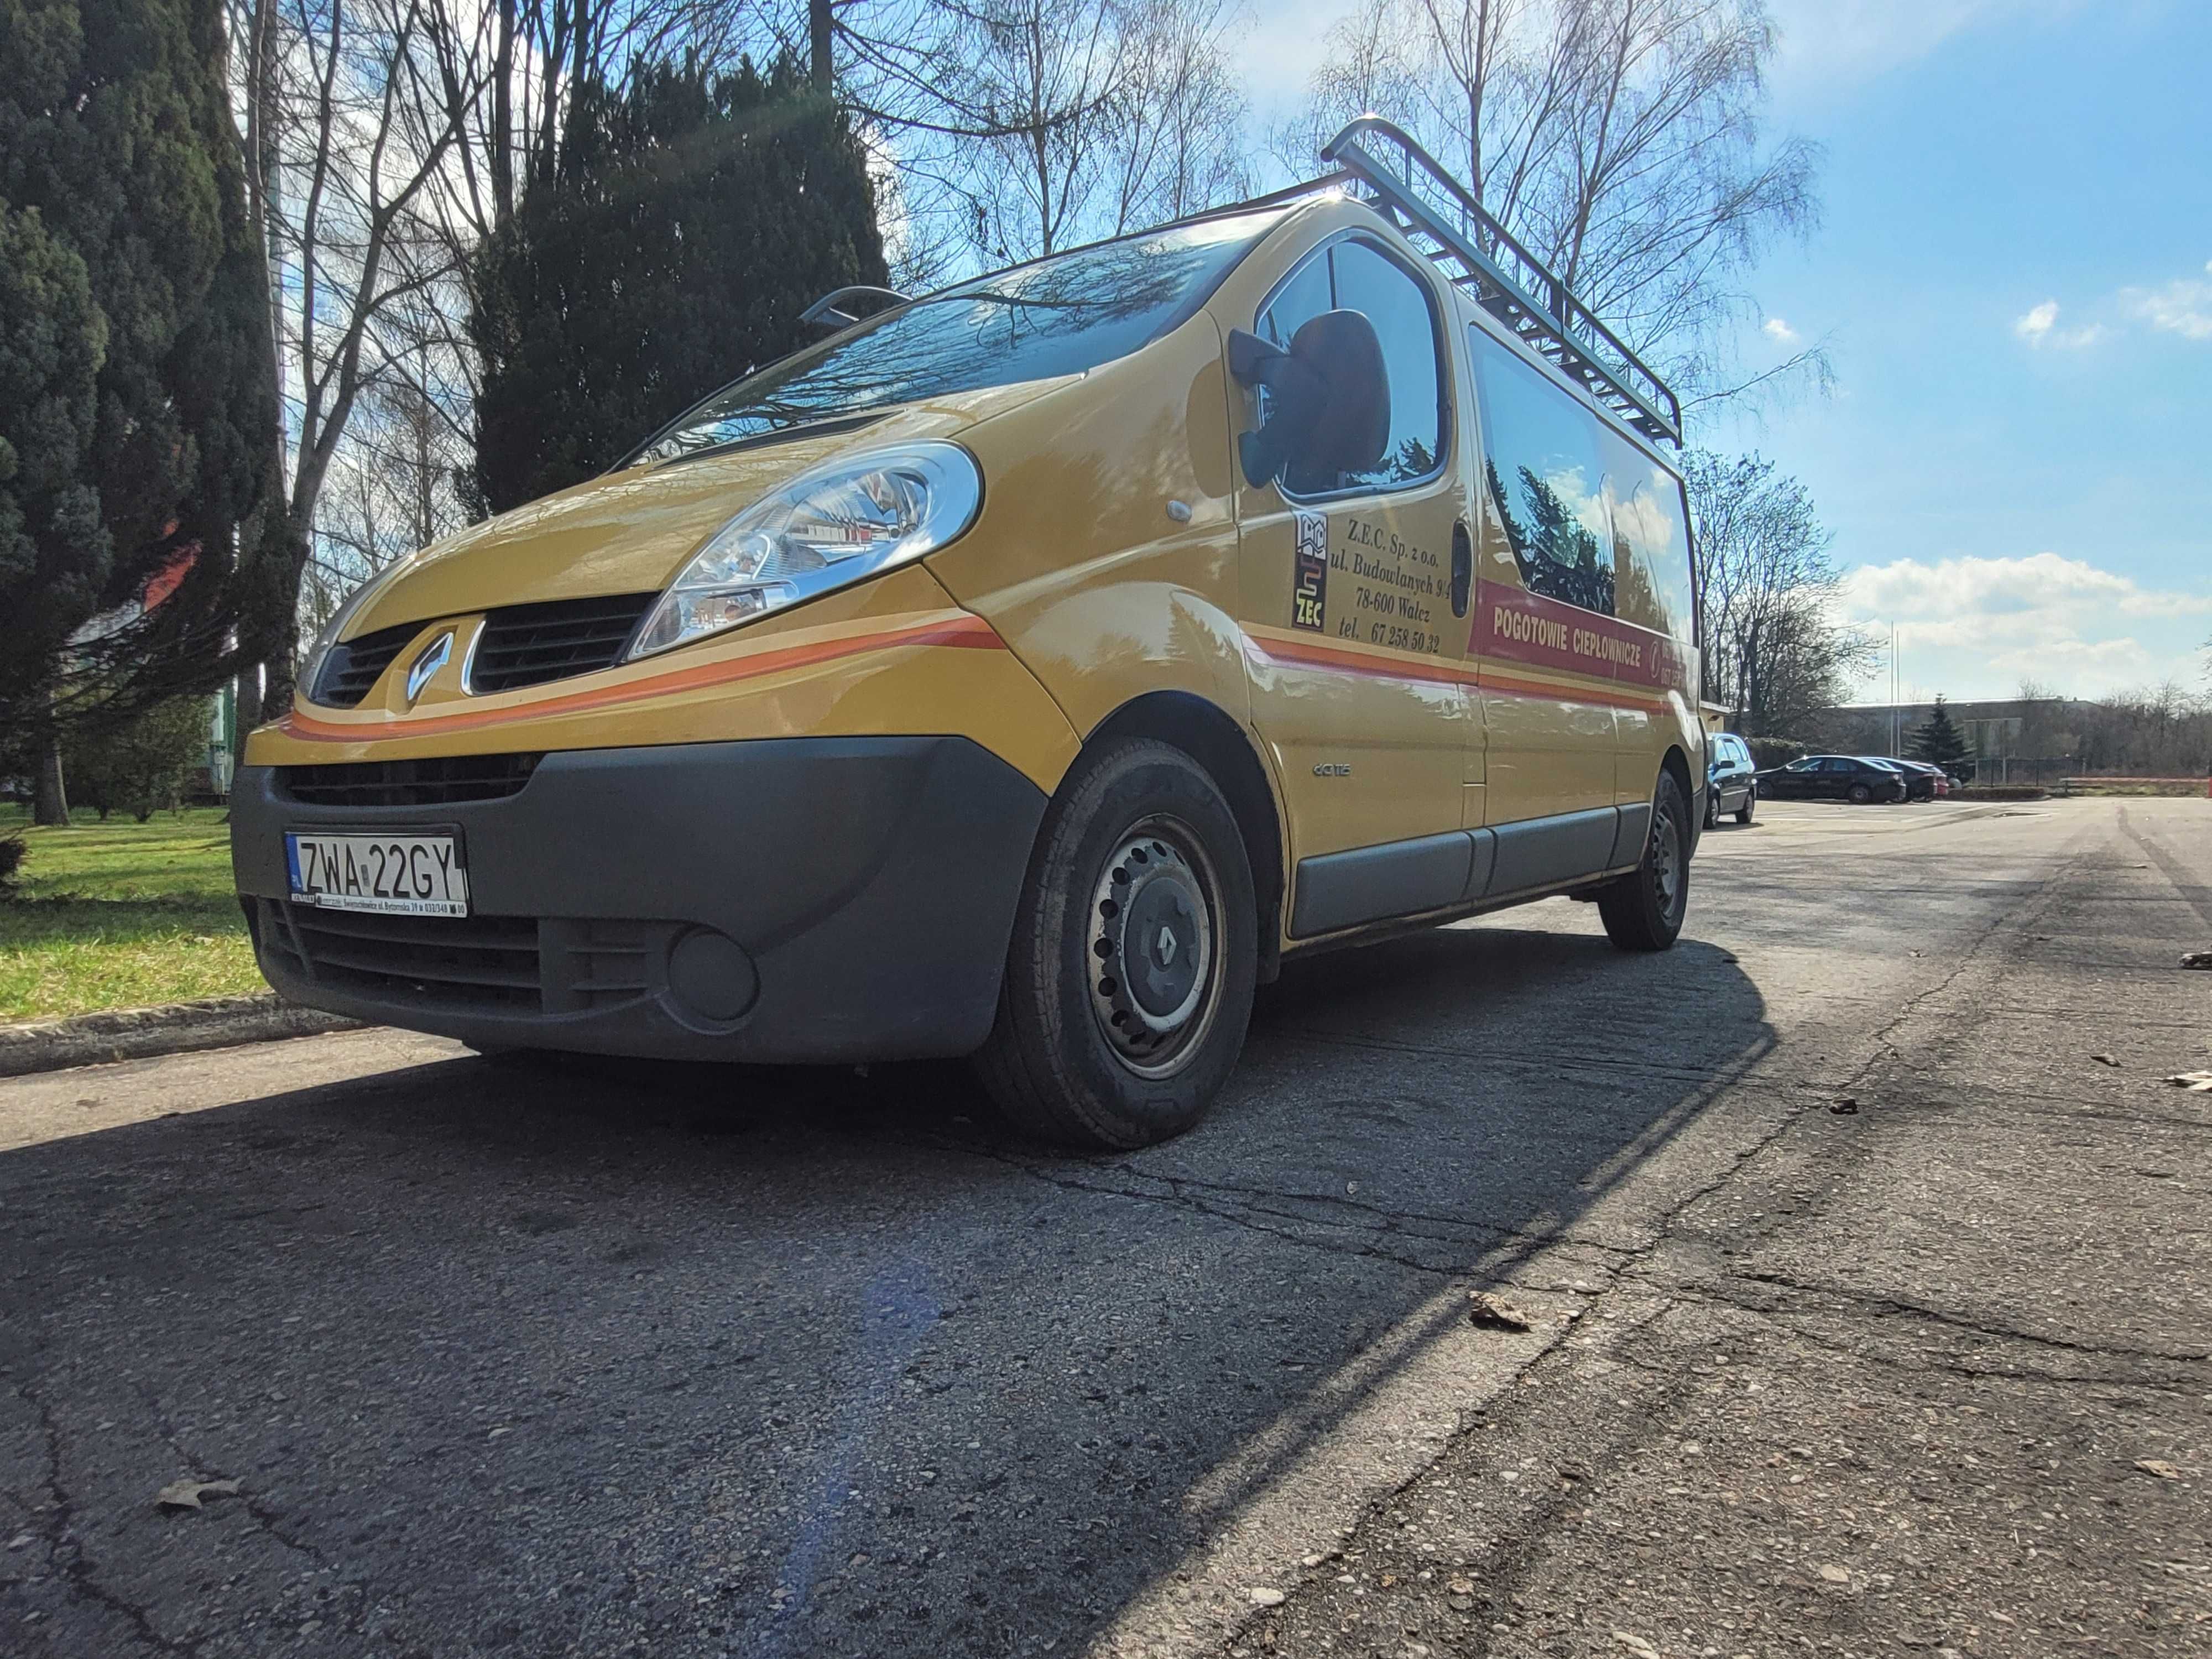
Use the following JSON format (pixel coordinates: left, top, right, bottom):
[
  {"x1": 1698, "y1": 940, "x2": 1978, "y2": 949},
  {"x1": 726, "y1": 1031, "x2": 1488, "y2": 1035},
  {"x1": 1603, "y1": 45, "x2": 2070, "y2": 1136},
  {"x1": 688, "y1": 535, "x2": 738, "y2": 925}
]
[{"x1": 1234, "y1": 0, "x2": 2212, "y2": 702}]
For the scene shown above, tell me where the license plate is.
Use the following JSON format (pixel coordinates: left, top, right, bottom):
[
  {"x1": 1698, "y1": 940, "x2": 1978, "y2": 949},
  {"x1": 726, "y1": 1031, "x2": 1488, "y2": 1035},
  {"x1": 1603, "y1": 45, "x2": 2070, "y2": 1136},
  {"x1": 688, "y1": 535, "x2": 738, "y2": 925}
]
[{"x1": 286, "y1": 831, "x2": 469, "y2": 916}]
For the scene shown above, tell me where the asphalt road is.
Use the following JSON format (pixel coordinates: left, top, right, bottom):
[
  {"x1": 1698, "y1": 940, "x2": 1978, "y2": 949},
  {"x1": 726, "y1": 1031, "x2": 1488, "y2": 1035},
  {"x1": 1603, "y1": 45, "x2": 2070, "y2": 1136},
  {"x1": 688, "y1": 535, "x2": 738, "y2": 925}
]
[{"x1": 2, "y1": 796, "x2": 2206, "y2": 1659}]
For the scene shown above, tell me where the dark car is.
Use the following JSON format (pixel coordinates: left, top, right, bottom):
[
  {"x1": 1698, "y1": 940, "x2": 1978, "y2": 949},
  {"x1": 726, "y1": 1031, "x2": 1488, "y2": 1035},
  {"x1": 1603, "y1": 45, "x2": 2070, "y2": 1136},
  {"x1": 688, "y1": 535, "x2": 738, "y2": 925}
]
[
  {"x1": 1755, "y1": 754, "x2": 1910, "y2": 805},
  {"x1": 1705, "y1": 732, "x2": 1757, "y2": 826},
  {"x1": 1861, "y1": 757, "x2": 1939, "y2": 801},
  {"x1": 1880, "y1": 758, "x2": 1952, "y2": 799}
]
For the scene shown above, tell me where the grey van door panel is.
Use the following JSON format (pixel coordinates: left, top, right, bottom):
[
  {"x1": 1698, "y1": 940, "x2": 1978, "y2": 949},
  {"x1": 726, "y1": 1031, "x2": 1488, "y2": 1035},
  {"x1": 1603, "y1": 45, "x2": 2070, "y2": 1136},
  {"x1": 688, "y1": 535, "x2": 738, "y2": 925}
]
[
  {"x1": 1488, "y1": 807, "x2": 1619, "y2": 896},
  {"x1": 1288, "y1": 805, "x2": 1640, "y2": 938},
  {"x1": 1290, "y1": 830, "x2": 1473, "y2": 938}
]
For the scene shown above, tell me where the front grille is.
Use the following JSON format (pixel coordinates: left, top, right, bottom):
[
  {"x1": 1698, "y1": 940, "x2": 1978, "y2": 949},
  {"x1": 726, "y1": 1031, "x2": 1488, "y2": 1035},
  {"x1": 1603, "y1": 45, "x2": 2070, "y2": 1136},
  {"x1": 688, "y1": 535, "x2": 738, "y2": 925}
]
[
  {"x1": 280, "y1": 754, "x2": 541, "y2": 808},
  {"x1": 312, "y1": 622, "x2": 419, "y2": 707},
  {"x1": 259, "y1": 900, "x2": 542, "y2": 1011},
  {"x1": 468, "y1": 594, "x2": 656, "y2": 693}
]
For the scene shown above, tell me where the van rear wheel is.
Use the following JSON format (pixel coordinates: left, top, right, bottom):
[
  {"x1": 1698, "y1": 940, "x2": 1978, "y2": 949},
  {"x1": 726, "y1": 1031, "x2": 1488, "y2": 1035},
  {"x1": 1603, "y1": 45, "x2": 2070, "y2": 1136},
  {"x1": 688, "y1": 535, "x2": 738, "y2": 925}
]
[
  {"x1": 1598, "y1": 772, "x2": 1689, "y2": 952},
  {"x1": 973, "y1": 738, "x2": 1257, "y2": 1150}
]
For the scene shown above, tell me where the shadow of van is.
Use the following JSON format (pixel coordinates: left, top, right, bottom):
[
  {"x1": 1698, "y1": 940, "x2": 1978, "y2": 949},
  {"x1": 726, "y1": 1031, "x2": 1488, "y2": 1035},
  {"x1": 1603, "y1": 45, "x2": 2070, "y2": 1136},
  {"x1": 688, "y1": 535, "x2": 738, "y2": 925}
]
[{"x1": 0, "y1": 912, "x2": 1767, "y2": 1659}]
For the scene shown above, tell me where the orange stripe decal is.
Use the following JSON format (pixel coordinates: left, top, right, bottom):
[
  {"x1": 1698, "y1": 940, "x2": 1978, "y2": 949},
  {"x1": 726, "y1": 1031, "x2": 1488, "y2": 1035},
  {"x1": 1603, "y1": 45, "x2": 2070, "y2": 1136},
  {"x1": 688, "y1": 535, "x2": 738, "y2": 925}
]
[
  {"x1": 279, "y1": 612, "x2": 1004, "y2": 742},
  {"x1": 1243, "y1": 632, "x2": 1671, "y2": 712},
  {"x1": 1245, "y1": 632, "x2": 1473, "y2": 688}
]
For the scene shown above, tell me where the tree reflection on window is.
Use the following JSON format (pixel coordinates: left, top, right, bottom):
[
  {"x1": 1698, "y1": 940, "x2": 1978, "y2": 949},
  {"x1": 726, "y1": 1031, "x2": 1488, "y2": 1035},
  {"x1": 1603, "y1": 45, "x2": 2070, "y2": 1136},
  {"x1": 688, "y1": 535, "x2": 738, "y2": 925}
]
[
  {"x1": 632, "y1": 209, "x2": 1285, "y2": 464},
  {"x1": 1483, "y1": 457, "x2": 1616, "y2": 615}
]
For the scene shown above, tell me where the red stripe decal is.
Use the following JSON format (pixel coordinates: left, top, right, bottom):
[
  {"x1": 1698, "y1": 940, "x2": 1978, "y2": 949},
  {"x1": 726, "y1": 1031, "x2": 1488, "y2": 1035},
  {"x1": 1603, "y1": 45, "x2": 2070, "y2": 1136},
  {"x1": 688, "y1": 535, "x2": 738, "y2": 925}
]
[{"x1": 1470, "y1": 580, "x2": 1691, "y2": 692}]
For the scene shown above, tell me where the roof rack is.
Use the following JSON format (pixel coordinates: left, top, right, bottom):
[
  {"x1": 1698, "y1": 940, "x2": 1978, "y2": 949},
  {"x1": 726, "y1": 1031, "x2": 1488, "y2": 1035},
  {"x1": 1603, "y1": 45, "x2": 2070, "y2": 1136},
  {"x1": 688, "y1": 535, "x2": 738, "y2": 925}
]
[{"x1": 1320, "y1": 117, "x2": 1682, "y2": 446}]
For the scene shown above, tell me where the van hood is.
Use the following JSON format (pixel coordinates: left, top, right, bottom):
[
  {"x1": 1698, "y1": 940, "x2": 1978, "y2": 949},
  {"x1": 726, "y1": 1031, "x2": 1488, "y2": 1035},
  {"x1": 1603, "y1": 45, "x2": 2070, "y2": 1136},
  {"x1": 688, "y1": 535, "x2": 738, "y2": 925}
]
[{"x1": 343, "y1": 383, "x2": 1059, "y2": 635}]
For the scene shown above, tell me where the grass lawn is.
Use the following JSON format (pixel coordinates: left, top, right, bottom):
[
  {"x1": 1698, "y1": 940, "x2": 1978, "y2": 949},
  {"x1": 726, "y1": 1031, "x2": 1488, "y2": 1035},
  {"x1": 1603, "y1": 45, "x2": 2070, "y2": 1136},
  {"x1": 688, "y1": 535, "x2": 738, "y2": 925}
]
[{"x1": 1, "y1": 805, "x2": 264, "y2": 1022}]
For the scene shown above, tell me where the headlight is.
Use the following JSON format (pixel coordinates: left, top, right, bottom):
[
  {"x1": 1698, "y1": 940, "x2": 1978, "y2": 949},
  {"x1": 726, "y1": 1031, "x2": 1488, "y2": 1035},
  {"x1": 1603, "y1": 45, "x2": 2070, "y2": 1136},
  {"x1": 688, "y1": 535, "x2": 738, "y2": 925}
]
[
  {"x1": 298, "y1": 562, "x2": 405, "y2": 701},
  {"x1": 628, "y1": 442, "x2": 982, "y2": 661}
]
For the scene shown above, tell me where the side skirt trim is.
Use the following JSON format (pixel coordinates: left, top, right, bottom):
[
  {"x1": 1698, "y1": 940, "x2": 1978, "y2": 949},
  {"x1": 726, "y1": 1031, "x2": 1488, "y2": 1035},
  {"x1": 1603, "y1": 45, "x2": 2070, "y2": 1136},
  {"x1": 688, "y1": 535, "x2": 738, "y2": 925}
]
[{"x1": 1289, "y1": 804, "x2": 1640, "y2": 940}]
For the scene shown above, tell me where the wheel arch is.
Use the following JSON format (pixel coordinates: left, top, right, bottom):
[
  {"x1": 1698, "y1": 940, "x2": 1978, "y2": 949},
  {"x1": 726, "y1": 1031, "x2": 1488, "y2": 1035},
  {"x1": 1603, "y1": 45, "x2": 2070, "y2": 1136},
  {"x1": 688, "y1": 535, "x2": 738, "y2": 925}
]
[{"x1": 1084, "y1": 691, "x2": 1286, "y2": 983}]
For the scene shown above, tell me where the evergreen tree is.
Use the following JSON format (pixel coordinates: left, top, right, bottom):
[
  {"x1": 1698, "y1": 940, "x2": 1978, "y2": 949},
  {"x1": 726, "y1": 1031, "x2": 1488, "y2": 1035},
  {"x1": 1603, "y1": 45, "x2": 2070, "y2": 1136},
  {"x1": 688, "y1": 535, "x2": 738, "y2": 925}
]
[
  {"x1": 0, "y1": 0, "x2": 285, "y2": 764},
  {"x1": 61, "y1": 692, "x2": 207, "y2": 820},
  {"x1": 467, "y1": 57, "x2": 889, "y2": 515},
  {"x1": 1907, "y1": 695, "x2": 1973, "y2": 771}
]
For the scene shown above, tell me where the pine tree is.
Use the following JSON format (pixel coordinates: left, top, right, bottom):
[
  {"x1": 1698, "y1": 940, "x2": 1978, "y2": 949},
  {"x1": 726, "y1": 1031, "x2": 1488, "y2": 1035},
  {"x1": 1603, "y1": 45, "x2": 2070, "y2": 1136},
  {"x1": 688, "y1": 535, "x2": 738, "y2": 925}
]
[
  {"x1": 1907, "y1": 695, "x2": 1973, "y2": 771},
  {"x1": 0, "y1": 0, "x2": 286, "y2": 763},
  {"x1": 467, "y1": 57, "x2": 888, "y2": 515}
]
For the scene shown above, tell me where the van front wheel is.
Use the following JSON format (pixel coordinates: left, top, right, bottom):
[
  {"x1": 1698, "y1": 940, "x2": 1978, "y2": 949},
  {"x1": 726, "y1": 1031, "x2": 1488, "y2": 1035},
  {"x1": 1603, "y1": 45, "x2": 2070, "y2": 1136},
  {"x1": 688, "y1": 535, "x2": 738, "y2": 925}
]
[
  {"x1": 1598, "y1": 772, "x2": 1689, "y2": 952},
  {"x1": 973, "y1": 739, "x2": 1258, "y2": 1149}
]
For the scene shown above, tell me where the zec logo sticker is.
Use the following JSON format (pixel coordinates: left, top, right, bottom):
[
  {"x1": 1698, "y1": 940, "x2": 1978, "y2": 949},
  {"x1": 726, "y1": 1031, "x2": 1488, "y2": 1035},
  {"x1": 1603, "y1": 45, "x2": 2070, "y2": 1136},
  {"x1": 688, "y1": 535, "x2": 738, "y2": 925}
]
[{"x1": 1291, "y1": 509, "x2": 1327, "y2": 632}]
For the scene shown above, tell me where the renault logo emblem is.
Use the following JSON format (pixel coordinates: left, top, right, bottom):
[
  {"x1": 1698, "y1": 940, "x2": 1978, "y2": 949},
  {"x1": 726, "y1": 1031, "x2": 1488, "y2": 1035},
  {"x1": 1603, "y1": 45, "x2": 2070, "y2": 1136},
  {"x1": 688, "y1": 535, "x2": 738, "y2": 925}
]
[{"x1": 405, "y1": 631, "x2": 454, "y2": 703}]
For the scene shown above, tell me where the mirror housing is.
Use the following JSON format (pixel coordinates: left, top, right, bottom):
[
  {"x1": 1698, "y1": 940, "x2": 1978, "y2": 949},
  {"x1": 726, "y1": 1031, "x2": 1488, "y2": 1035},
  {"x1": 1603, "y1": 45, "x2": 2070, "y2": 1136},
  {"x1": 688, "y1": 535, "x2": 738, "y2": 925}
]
[{"x1": 1228, "y1": 310, "x2": 1391, "y2": 489}]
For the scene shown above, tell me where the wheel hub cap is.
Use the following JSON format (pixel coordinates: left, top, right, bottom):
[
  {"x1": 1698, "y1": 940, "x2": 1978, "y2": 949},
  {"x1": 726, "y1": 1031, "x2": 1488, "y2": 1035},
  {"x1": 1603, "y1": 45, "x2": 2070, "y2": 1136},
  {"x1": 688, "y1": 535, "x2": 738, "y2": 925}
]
[{"x1": 1088, "y1": 825, "x2": 1217, "y2": 1075}]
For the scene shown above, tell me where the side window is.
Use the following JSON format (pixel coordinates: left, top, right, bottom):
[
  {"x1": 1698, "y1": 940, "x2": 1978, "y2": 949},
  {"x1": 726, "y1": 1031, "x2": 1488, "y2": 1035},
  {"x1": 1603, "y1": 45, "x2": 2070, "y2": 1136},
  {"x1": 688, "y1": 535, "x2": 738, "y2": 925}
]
[
  {"x1": 1604, "y1": 432, "x2": 1695, "y2": 643},
  {"x1": 1468, "y1": 329, "x2": 1614, "y2": 616},
  {"x1": 1256, "y1": 237, "x2": 1446, "y2": 496},
  {"x1": 1258, "y1": 257, "x2": 1331, "y2": 351}
]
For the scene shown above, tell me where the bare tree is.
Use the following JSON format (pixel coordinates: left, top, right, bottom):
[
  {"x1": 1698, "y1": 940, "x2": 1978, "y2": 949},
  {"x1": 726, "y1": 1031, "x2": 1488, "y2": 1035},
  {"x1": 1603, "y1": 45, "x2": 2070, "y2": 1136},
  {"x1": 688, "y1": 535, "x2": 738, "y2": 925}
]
[
  {"x1": 1685, "y1": 450, "x2": 1874, "y2": 735},
  {"x1": 1287, "y1": 0, "x2": 1820, "y2": 403},
  {"x1": 2072, "y1": 685, "x2": 2212, "y2": 776},
  {"x1": 229, "y1": 0, "x2": 484, "y2": 706},
  {"x1": 1099, "y1": 0, "x2": 1252, "y2": 235},
  {"x1": 848, "y1": 0, "x2": 1249, "y2": 267},
  {"x1": 308, "y1": 328, "x2": 471, "y2": 635},
  {"x1": 937, "y1": 0, "x2": 1129, "y2": 262}
]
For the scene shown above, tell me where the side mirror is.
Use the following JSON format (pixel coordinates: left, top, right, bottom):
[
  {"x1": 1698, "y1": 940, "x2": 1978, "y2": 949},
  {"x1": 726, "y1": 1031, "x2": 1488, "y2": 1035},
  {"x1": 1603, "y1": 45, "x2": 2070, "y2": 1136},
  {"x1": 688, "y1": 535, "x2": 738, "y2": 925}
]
[
  {"x1": 799, "y1": 285, "x2": 912, "y2": 332},
  {"x1": 1228, "y1": 311, "x2": 1391, "y2": 489}
]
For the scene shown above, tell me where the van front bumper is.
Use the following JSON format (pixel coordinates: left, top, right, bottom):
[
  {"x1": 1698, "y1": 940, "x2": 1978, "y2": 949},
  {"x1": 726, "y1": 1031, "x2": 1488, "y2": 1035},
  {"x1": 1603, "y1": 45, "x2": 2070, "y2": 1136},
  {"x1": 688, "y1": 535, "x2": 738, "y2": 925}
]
[{"x1": 231, "y1": 737, "x2": 1047, "y2": 1063}]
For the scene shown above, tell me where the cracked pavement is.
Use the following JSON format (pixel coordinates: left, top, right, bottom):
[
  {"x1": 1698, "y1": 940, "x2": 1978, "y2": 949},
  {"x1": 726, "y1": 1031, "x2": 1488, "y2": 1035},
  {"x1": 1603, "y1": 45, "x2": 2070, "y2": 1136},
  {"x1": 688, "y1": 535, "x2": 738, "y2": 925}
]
[{"x1": 1, "y1": 797, "x2": 2205, "y2": 1658}]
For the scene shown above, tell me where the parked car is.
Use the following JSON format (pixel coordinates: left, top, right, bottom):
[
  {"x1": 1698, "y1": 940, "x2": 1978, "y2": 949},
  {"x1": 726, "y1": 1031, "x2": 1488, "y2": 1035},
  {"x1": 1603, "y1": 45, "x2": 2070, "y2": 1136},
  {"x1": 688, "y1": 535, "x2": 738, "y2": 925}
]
[
  {"x1": 1873, "y1": 758, "x2": 1947, "y2": 801},
  {"x1": 1755, "y1": 755, "x2": 1910, "y2": 804},
  {"x1": 1706, "y1": 732, "x2": 1757, "y2": 826}
]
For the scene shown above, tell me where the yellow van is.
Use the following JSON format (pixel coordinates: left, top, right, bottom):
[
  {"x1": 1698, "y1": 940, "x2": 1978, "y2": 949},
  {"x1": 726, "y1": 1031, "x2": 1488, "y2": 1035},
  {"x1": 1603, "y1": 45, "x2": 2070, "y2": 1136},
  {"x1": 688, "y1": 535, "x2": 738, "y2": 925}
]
[{"x1": 231, "y1": 120, "x2": 1704, "y2": 1148}]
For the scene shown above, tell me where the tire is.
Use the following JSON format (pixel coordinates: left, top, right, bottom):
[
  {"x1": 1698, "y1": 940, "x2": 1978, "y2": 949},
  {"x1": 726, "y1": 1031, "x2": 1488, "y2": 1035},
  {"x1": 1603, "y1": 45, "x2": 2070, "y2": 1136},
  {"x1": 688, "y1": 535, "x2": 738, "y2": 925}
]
[
  {"x1": 1735, "y1": 787, "x2": 1755, "y2": 826},
  {"x1": 1847, "y1": 781, "x2": 1872, "y2": 804},
  {"x1": 1598, "y1": 771, "x2": 1690, "y2": 952},
  {"x1": 1704, "y1": 785, "x2": 1722, "y2": 831},
  {"x1": 972, "y1": 737, "x2": 1258, "y2": 1150}
]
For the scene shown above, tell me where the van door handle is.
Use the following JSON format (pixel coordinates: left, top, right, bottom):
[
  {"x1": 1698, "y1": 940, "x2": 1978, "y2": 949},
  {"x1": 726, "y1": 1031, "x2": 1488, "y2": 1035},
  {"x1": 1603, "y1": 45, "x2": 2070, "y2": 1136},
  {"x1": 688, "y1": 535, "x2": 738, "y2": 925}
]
[{"x1": 1450, "y1": 521, "x2": 1472, "y2": 618}]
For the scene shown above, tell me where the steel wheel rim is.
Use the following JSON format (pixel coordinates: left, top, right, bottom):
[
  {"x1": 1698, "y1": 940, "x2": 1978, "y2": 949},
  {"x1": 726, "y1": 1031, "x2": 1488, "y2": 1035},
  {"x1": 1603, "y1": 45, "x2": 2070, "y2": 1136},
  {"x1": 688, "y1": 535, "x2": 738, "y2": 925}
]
[
  {"x1": 1086, "y1": 815, "x2": 1222, "y2": 1080},
  {"x1": 1652, "y1": 801, "x2": 1685, "y2": 922}
]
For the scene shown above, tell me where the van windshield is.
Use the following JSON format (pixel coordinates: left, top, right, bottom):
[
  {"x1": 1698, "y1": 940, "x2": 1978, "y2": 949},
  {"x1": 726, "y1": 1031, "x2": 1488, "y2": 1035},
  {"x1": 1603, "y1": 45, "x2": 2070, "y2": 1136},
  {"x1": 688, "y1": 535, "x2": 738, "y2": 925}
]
[{"x1": 631, "y1": 208, "x2": 1285, "y2": 465}]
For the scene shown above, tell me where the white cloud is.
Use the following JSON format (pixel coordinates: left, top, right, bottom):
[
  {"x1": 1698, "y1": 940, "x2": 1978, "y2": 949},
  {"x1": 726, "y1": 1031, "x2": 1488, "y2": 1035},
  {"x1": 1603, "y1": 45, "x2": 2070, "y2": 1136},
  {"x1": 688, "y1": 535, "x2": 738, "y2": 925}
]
[
  {"x1": 2013, "y1": 300, "x2": 2059, "y2": 342},
  {"x1": 1834, "y1": 553, "x2": 2212, "y2": 698},
  {"x1": 2120, "y1": 264, "x2": 2212, "y2": 341},
  {"x1": 2012, "y1": 299, "x2": 2106, "y2": 349},
  {"x1": 1762, "y1": 317, "x2": 1799, "y2": 345}
]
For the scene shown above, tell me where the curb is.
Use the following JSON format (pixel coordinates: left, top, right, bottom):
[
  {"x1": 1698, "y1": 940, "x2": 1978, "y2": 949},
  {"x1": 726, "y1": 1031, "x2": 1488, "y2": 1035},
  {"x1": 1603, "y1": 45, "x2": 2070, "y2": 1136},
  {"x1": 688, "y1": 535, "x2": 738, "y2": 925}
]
[{"x1": 0, "y1": 995, "x2": 366, "y2": 1079}]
